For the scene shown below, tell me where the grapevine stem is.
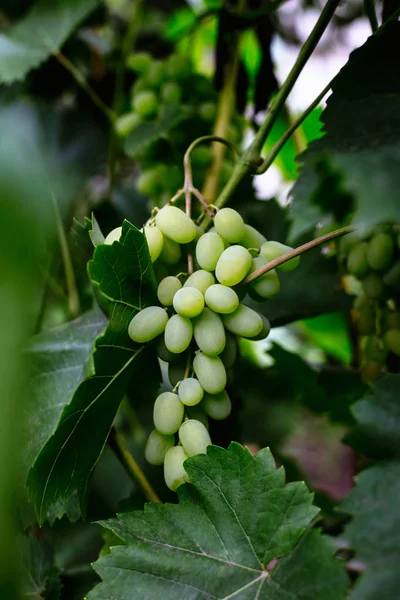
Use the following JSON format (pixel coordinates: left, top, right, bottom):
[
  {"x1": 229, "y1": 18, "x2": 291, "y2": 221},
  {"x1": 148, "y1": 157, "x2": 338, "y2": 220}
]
[
  {"x1": 55, "y1": 52, "x2": 115, "y2": 123},
  {"x1": 364, "y1": 0, "x2": 378, "y2": 31},
  {"x1": 109, "y1": 428, "x2": 161, "y2": 503},
  {"x1": 240, "y1": 226, "x2": 353, "y2": 286}
]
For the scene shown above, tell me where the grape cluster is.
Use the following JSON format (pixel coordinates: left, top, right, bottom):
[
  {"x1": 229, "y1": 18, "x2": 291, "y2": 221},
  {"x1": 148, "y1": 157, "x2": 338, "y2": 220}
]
[
  {"x1": 339, "y1": 225, "x2": 400, "y2": 381},
  {"x1": 115, "y1": 52, "x2": 243, "y2": 203},
  {"x1": 106, "y1": 205, "x2": 300, "y2": 491}
]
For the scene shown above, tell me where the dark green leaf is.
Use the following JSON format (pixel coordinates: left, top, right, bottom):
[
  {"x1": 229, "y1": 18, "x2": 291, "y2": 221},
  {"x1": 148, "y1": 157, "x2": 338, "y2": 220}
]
[
  {"x1": 89, "y1": 444, "x2": 349, "y2": 600},
  {"x1": 19, "y1": 535, "x2": 60, "y2": 599},
  {"x1": 340, "y1": 460, "x2": 400, "y2": 599},
  {"x1": 0, "y1": 0, "x2": 98, "y2": 84},
  {"x1": 27, "y1": 221, "x2": 159, "y2": 524},
  {"x1": 301, "y1": 312, "x2": 352, "y2": 365},
  {"x1": 344, "y1": 373, "x2": 400, "y2": 459},
  {"x1": 289, "y1": 21, "x2": 400, "y2": 241}
]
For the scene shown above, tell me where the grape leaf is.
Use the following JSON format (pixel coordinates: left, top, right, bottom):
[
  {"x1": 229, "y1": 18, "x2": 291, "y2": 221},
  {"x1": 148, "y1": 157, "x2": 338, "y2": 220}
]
[
  {"x1": 344, "y1": 373, "x2": 400, "y2": 459},
  {"x1": 289, "y1": 21, "x2": 400, "y2": 242},
  {"x1": 340, "y1": 461, "x2": 400, "y2": 599},
  {"x1": 27, "y1": 221, "x2": 160, "y2": 524},
  {"x1": 0, "y1": 0, "x2": 98, "y2": 84},
  {"x1": 89, "y1": 443, "x2": 349, "y2": 600},
  {"x1": 19, "y1": 535, "x2": 61, "y2": 599}
]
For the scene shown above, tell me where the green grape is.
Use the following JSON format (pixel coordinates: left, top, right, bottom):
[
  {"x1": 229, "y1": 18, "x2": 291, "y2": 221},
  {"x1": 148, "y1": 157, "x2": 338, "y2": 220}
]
[
  {"x1": 165, "y1": 54, "x2": 191, "y2": 80},
  {"x1": 164, "y1": 446, "x2": 189, "y2": 491},
  {"x1": 356, "y1": 306, "x2": 376, "y2": 335},
  {"x1": 128, "y1": 306, "x2": 168, "y2": 343},
  {"x1": 383, "y1": 261, "x2": 400, "y2": 290},
  {"x1": 364, "y1": 335, "x2": 388, "y2": 363},
  {"x1": 168, "y1": 356, "x2": 186, "y2": 386},
  {"x1": 195, "y1": 225, "x2": 205, "y2": 241},
  {"x1": 203, "y1": 390, "x2": 232, "y2": 420},
  {"x1": 362, "y1": 273, "x2": 384, "y2": 299},
  {"x1": 385, "y1": 310, "x2": 400, "y2": 331},
  {"x1": 249, "y1": 314, "x2": 271, "y2": 341},
  {"x1": 214, "y1": 208, "x2": 246, "y2": 243},
  {"x1": 178, "y1": 377, "x2": 204, "y2": 406},
  {"x1": 156, "y1": 336, "x2": 175, "y2": 362},
  {"x1": 104, "y1": 226, "x2": 122, "y2": 245},
  {"x1": 145, "y1": 430, "x2": 175, "y2": 466},
  {"x1": 184, "y1": 270, "x2": 215, "y2": 295},
  {"x1": 115, "y1": 113, "x2": 141, "y2": 137},
  {"x1": 164, "y1": 314, "x2": 193, "y2": 354},
  {"x1": 240, "y1": 225, "x2": 267, "y2": 249},
  {"x1": 353, "y1": 295, "x2": 371, "y2": 311},
  {"x1": 131, "y1": 78, "x2": 148, "y2": 96},
  {"x1": 160, "y1": 81, "x2": 181, "y2": 105},
  {"x1": 153, "y1": 391, "x2": 184, "y2": 435},
  {"x1": 347, "y1": 242, "x2": 369, "y2": 278},
  {"x1": 159, "y1": 236, "x2": 182, "y2": 265},
  {"x1": 193, "y1": 352, "x2": 227, "y2": 394},
  {"x1": 155, "y1": 205, "x2": 197, "y2": 244},
  {"x1": 222, "y1": 304, "x2": 263, "y2": 338},
  {"x1": 132, "y1": 90, "x2": 158, "y2": 119},
  {"x1": 199, "y1": 102, "x2": 217, "y2": 122},
  {"x1": 193, "y1": 308, "x2": 226, "y2": 355},
  {"x1": 145, "y1": 60, "x2": 165, "y2": 89},
  {"x1": 179, "y1": 419, "x2": 212, "y2": 456},
  {"x1": 338, "y1": 231, "x2": 361, "y2": 255},
  {"x1": 157, "y1": 276, "x2": 182, "y2": 306},
  {"x1": 367, "y1": 233, "x2": 394, "y2": 271},
  {"x1": 215, "y1": 246, "x2": 252, "y2": 287},
  {"x1": 384, "y1": 329, "x2": 400, "y2": 355},
  {"x1": 220, "y1": 332, "x2": 237, "y2": 369},
  {"x1": 209, "y1": 227, "x2": 229, "y2": 248},
  {"x1": 143, "y1": 226, "x2": 164, "y2": 262},
  {"x1": 204, "y1": 284, "x2": 239, "y2": 314},
  {"x1": 249, "y1": 257, "x2": 280, "y2": 299},
  {"x1": 126, "y1": 52, "x2": 152, "y2": 74},
  {"x1": 137, "y1": 168, "x2": 161, "y2": 196},
  {"x1": 173, "y1": 287, "x2": 204, "y2": 318},
  {"x1": 195, "y1": 232, "x2": 225, "y2": 271},
  {"x1": 259, "y1": 241, "x2": 300, "y2": 272}
]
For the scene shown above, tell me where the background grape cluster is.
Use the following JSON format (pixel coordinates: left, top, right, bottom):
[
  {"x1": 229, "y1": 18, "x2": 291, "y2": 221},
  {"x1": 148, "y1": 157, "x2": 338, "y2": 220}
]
[
  {"x1": 339, "y1": 226, "x2": 400, "y2": 381},
  {"x1": 108, "y1": 204, "x2": 300, "y2": 490},
  {"x1": 115, "y1": 51, "x2": 243, "y2": 206}
]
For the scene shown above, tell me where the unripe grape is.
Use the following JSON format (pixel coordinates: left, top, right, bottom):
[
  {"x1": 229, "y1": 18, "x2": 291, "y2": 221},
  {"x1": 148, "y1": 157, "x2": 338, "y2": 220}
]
[
  {"x1": 355, "y1": 306, "x2": 376, "y2": 335},
  {"x1": 145, "y1": 430, "x2": 175, "y2": 466},
  {"x1": 184, "y1": 270, "x2": 215, "y2": 295},
  {"x1": 128, "y1": 307, "x2": 168, "y2": 343},
  {"x1": 178, "y1": 378, "x2": 204, "y2": 406},
  {"x1": 216, "y1": 246, "x2": 252, "y2": 287},
  {"x1": 133, "y1": 90, "x2": 158, "y2": 119},
  {"x1": 204, "y1": 284, "x2": 239, "y2": 314},
  {"x1": 157, "y1": 276, "x2": 182, "y2": 306},
  {"x1": 156, "y1": 336, "x2": 175, "y2": 362},
  {"x1": 165, "y1": 54, "x2": 191, "y2": 80},
  {"x1": 222, "y1": 304, "x2": 263, "y2": 338},
  {"x1": 214, "y1": 208, "x2": 246, "y2": 243},
  {"x1": 385, "y1": 310, "x2": 400, "y2": 331},
  {"x1": 249, "y1": 314, "x2": 271, "y2": 341},
  {"x1": 173, "y1": 287, "x2": 204, "y2": 318},
  {"x1": 156, "y1": 205, "x2": 197, "y2": 244},
  {"x1": 142, "y1": 226, "x2": 163, "y2": 262},
  {"x1": 193, "y1": 308, "x2": 226, "y2": 355},
  {"x1": 164, "y1": 446, "x2": 189, "y2": 491},
  {"x1": 179, "y1": 419, "x2": 212, "y2": 456},
  {"x1": 195, "y1": 232, "x2": 225, "y2": 271},
  {"x1": 260, "y1": 241, "x2": 300, "y2": 272},
  {"x1": 209, "y1": 227, "x2": 229, "y2": 248},
  {"x1": 126, "y1": 52, "x2": 152, "y2": 74},
  {"x1": 203, "y1": 390, "x2": 232, "y2": 421},
  {"x1": 160, "y1": 81, "x2": 181, "y2": 104},
  {"x1": 353, "y1": 295, "x2": 371, "y2": 311},
  {"x1": 195, "y1": 224, "x2": 205, "y2": 241},
  {"x1": 240, "y1": 225, "x2": 267, "y2": 249},
  {"x1": 249, "y1": 257, "x2": 280, "y2": 298},
  {"x1": 165, "y1": 314, "x2": 193, "y2": 354},
  {"x1": 115, "y1": 113, "x2": 141, "y2": 137},
  {"x1": 193, "y1": 352, "x2": 227, "y2": 394},
  {"x1": 145, "y1": 60, "x2": 165, "y2": 89},
  {"x1": 339, "y1": 231, "x2": 361, "y2": 255},
  {"x1": 364, "y1": 335, "x2": 388, "y2": 363},
  {"x1": 159, "y1": 236, "x2": 182, "y2": 265},
  {"x1": 362, "y1": 273, "x2": 384, "y2": 299},
  {"x1": 383, "y1": 261, "x2": 400, "y2": 290},
  {"x1": 153, "y1": 392, "x2": 184, "y2": 435},
  {"x1": 199, "y1": 102, "x2": 217, "y2": 122},
  {"x1": 347, "y1": 242, "x2": 369, "y2": 278},
  {"x1": 104, "y1": 227, "x2": 122, "y2": 245},
  {"x1": 137, "y1": 168, "x2": 160, "y2": 196},
  {"x1": 220, "y1": 332, "x2": 237, "y2": 369},
  {"x1": 367, "y1": 233, "x2": 394, "y2": 271},
  {"x1": 383, "y1": 329, "x2": 400, "y2": 356},
  {"x1": 168, "y1": 356, "x2": 186, "y2": 386}
]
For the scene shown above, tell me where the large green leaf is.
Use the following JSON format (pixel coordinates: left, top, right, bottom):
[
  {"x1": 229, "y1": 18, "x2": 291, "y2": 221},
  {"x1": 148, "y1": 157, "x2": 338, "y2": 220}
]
[
  {"x1": 27, "y1": 221, "x2": 160, "y2": 524},
  {"x1": 89, "y1": 443, "x2": 349, "y2": 599},
  {"x1": 19, "y1": 535, "x2": 60, "y2": 599},
  {"x1": 0, "y1": 0, "x2": 98, "y2": 84},
  {"x1": 289, "y1": 21, "x2": 400, "y2": 242},
  {"x1": 340, "y1": 461, "x2": 400, "y2": 599},
  {"x1": 344, "y1": 373, "x2": 400, "y2": 459}
]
